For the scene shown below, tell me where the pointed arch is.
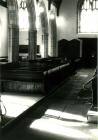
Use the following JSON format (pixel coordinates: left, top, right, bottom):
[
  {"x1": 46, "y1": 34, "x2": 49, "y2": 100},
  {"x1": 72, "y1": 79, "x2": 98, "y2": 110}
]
[
  {"x1": 7, "y1": 0, "x2": 37, "y2": 61},
  {"x1": 78, "y1": 0, "x2": 98, "y2": 33}
]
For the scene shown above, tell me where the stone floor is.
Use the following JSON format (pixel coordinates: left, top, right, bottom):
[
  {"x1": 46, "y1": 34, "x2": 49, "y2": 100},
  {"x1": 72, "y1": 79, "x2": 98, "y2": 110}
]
[
  {"x1": 0, "y1": 92, "x2": 44, "y2": 126},
  {"x1": 1, "y1": 68, "x2": 98, "y2": 140}
]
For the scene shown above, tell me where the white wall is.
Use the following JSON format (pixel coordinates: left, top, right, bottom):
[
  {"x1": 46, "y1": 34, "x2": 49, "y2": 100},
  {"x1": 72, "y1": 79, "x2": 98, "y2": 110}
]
[
  {"x1": 0, "y1": 5, "x2": 8, "y2": 57},
  {"x1": 19, "y1": 31, "x2": 28, "y2": 45},
  {"x1": 57, "y1": 0, "x2": 77, "y2": 41}
]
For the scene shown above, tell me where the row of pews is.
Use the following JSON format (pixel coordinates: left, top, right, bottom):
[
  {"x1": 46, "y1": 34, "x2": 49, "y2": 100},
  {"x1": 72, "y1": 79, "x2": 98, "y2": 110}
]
[{"x1": 0, "y1": 57, "x2": 81, "y2": 95}]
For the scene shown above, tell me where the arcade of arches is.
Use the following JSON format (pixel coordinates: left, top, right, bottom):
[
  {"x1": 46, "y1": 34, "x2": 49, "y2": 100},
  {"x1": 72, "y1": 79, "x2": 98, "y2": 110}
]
[
  {"x1": 0, "y1": 0, "x2": 58, "y2": 62},
  {"x1": 1, "y1": 0, "x2": 98, "y2": 63},
  {"x1": 0, "y1": 0, "x2": 98, "y2": 139}
]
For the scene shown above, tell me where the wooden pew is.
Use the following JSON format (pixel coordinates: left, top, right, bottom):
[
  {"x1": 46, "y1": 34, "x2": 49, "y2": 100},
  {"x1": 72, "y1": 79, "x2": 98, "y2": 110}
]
[{"x1": 0, "y1": 59, "x2": 72, "y2": 95}]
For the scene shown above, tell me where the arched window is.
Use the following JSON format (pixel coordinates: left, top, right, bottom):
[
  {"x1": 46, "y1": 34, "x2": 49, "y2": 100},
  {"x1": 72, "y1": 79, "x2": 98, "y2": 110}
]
[
  {"x1": 78, "y1": 0, "x2": 98, "y2": 33},
  {"x1": 18, "y1": 0, "x2": 29, "y2": 31}
]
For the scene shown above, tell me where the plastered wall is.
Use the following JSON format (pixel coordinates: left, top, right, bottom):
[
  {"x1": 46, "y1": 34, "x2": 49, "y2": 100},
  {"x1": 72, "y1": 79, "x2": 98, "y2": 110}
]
[
  {"x1": 0, "y1": 5, "x2": 8, "y2": 57},
  {"x1": 57, "y1": 0, "x2": 78, "y2": 41}
]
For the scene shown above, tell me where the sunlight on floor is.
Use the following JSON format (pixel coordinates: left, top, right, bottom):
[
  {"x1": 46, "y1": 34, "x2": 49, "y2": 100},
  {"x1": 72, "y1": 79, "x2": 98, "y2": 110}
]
[
  {"x1": 80, "y1": 74, "x2": 88, "y2": 78},
  {"x1": 45, "y1": 109, "x2": 87, "y2": 122},
  {"x1": 1, "y1": 94, "x2": 43, "y2": 117},
  {"x1": 30, "y1": 118, "x2": 92, "y2": 139},
  {"x1": 89, "y1": 129, "x2": 98, "y2": 137}
]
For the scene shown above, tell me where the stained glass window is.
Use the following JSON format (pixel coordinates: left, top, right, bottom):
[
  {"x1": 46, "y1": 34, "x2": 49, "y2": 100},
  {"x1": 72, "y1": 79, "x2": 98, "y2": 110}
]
[{"x1": 79, "y1": 0, "x2": 98, "y2": 33}]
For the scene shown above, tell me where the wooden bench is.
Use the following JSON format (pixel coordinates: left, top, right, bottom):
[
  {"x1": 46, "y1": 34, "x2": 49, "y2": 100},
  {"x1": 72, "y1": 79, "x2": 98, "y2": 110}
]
[{"x1": 0, "y1": 60, "x2": 73, "y2": 95}]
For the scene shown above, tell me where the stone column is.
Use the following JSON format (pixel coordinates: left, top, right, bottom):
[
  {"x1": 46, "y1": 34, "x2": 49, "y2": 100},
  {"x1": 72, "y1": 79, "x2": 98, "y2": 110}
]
[
  {"x1": 8, "y1": 24, "x2": 19, "y2": 62},
  {"x1": 49, "y1": 19, "x2": 57, "y2": 57},
  {"x1": 43, "y1": 33, "x2": 48, "y2": 58},
  {"x1": 51, "y1": 34, "x2": 57, "y2": 57},
  {"x1": 28, "y1": 29, "x2": 37, "y2": 60}
]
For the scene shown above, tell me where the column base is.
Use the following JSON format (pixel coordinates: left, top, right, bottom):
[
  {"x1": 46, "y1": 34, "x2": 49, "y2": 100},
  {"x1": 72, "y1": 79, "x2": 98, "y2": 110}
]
[{"x1": 87, "y1": 106, "x2": 98, "y2": 123}]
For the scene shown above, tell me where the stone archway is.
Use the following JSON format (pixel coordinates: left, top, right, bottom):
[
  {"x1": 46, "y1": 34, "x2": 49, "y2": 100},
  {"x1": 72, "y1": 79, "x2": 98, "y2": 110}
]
[{"x1": 8, "y1": 0, "x2": 37, "y2": 61}]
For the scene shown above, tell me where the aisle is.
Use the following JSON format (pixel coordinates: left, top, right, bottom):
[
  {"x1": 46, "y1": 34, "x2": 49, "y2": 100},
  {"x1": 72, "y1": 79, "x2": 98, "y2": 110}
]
[{"x1": 2, "y1": 68, "x2": 98, "y2": 140}]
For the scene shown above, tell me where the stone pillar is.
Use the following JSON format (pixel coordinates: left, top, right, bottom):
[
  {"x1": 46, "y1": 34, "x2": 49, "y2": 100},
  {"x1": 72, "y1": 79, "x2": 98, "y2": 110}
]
[
  {"x1": 51, "y1": 34, "x2": 57, "y2": 57},
  {"x1": 49, "y1": 19, "x2": 57, "y2": 57},
  {"x1": 8, "y1": 24, "x2": 19, "y2": 62},
  {"x1": 28, "y1": 29, "x2": 37, "y2": 60},
  {"x1": 43, "y1": 33, "x2": 48, "y2": 58}
]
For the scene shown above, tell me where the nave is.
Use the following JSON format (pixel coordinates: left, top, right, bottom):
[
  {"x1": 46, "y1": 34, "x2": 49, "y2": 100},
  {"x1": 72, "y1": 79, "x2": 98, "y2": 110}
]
[
  {"x1": 0, "y1": 0, "x2": 98, "y2": 139},
  {"x1": 0, "y1": 57, "x2": 76, "y2": 125},
  {"x1": 1, "y1": 67, "x2": 98, "y2": 140}
]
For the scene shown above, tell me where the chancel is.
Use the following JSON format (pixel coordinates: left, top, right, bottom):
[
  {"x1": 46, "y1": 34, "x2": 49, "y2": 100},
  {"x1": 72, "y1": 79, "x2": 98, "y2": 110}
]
[{"x1": 0, "y1": 0, "x2": 98, "y2": 140}]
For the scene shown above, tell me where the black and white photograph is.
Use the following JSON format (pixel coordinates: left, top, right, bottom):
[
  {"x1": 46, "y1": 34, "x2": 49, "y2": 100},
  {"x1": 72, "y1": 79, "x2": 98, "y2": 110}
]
[{"x1": 0, "y1": 0, "x2": 98, "y2": 139}]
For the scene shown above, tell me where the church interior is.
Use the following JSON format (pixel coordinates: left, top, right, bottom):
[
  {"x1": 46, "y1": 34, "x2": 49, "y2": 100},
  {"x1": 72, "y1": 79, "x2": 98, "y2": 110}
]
[{"x1": 0, "y1": 0, "x2": 98, "y2": 139}]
